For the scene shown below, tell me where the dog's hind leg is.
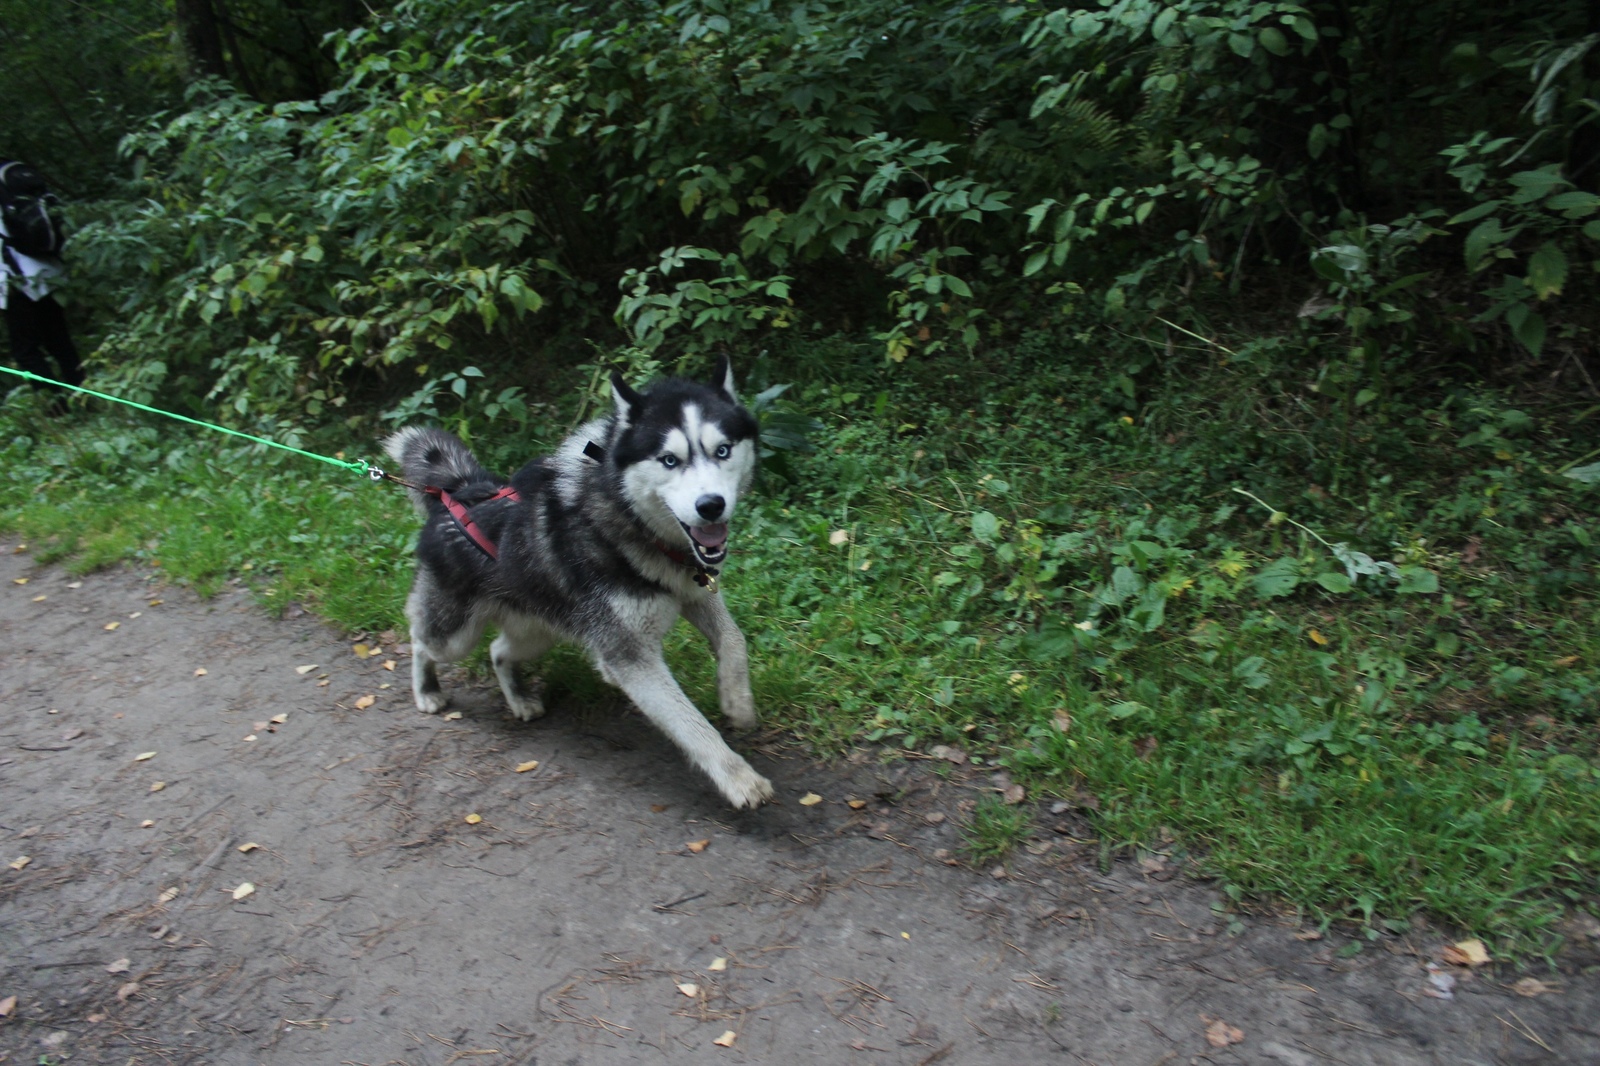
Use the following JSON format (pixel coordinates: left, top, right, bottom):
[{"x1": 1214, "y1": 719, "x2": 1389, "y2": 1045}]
[
  {"x1": 406, "y1": 578, "x2": 485, "y2": 714},
  {"x1": 680, "y1": 595, "x2": 757, "y2": 731},
  {"x1": 491, "y1": 617, "x2": 556, "y2": 721},
  {"x1": 598, "y1": 654, "x2": 774, "y2": 810}
]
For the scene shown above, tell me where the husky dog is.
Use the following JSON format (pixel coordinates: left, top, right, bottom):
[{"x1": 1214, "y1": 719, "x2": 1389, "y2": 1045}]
[{"x1": 383, "y1": 357, "x2": 774, "y2": 810}]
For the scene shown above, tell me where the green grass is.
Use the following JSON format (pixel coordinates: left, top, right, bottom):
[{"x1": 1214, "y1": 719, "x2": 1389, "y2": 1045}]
[{"x1": 3, "y1": 337, "x2": 1597, "y2": 957}]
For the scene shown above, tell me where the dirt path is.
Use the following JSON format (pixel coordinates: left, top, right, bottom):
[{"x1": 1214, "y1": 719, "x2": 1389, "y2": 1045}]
[{"x1": 2, "y1": 546, "x2": 1598, "y2": 1066}]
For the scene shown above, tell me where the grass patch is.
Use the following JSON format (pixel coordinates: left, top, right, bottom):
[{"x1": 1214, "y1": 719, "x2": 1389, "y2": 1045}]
[{"x1": 3, "y1": 334, "x2": 1597, "y2": 956}]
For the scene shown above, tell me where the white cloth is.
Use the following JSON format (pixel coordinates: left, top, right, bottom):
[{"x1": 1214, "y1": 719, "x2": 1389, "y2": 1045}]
[{"x1": 0, "y1": 214, "x2": 63, "y2": 309}]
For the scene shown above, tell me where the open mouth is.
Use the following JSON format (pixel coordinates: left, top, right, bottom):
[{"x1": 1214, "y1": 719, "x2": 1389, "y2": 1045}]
[{"x1": 682, "y1": 522, "x2": 729, "y2": 567}]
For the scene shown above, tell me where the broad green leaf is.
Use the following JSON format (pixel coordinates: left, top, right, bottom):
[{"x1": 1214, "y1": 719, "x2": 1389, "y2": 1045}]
[
  {"x1": 971, "y1": 510, "x2": 1001, "y2": 542},
  {"x1": 1396, "y1": 566, "x2": 1440, "y2": 595},
  {"x1": 1315, "y1": 572, "x2": 1353, "y2": 594},
  {"x1": 1526, "y1": 243, "x2": 1567, "y2": 300},
  {"x1": 1258, "y1": 27, "x2": 1289, "y2": 56},
  {"x1": 1252, "y1": 558, "x2": 1301, "y2": 598}
]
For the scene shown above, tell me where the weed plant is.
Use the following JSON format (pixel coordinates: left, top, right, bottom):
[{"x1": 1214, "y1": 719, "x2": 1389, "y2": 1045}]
[{"x1": 2, "y1": 331, "x2": 1596, "y2": 956}]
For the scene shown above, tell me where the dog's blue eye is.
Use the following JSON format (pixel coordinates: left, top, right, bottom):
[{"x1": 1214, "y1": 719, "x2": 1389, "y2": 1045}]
[
  {"x1": 714, "y1": 443, "x2": 731, "y2": 460},
  {"x1": 660, "y1": 454, "x2": 679, "y2": 469}
]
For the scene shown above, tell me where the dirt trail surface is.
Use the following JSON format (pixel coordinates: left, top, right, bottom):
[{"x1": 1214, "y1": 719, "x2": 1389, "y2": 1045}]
[{"x1": 3, "y1": 547, "x2": 1599, "y2": 1066}]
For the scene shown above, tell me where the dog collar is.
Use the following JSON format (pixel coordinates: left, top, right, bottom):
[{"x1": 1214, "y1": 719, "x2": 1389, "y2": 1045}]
[{"x1": 654, "y1": 540, "x2": 720, "y2": 591}]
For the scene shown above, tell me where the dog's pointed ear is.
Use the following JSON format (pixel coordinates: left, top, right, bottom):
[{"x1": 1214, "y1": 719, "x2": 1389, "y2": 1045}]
[
  {"x1": 711, "y1": 353, "x2": 737, "y2": 402},
  {"x1": 610, "y1": 370, "x2": 642, "y2": 425}
]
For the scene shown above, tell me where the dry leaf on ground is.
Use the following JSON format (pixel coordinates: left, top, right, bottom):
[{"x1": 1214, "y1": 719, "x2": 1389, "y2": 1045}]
[
  {"x1": 149, "y1": 782, "x2": 166, "y2": 792},
  {"x1": 134, "y1": 751, "x2": 156, "y2": 761},
  {"x1": 0, "y1": 995, "x2": 15, "y2": 1016},
  {"x1": 193, "y1": 667, "x2": 207, "y2": 676},
  {"x1": 383, "y1": 660, "x2": 397, "y2": 671},
  {"x1": 157, "y1": 886, "x2": 179, "y2": 903},
  {"x1": 846, "y1": 799, "x2": 867, "y2": 810},
  {"x1": 115, "y1": 982, "x2": 140, "y2": 1002},
  {"x1": 353, "y1": 643, "x2": 371, "y2": 658},
  {"x1": 676, "y1": 982, "x2": 699, "y2": 997},
  {"x1": 237, "y1": 842, "x2": 260, "y2": 853},
  {"x1": 443, "y1": 710, "x2": 463, "y2": 720},
  {"x1": 1512, "y1": 977, "x2": 1558, "y2": 997},
  {"x1": 103, "y1": 621, "x2": 120, "y2": 631},
  {"x1": 712, "y1": 1031, "x2": 736, "y2": 1048},
  {"x1": 464, "y1": 813, "x2": 483, "y2": 825},
  {"x1": 231, "y1": 882, "x2": 255, "y2": 901},
  {"x1": 105, "y1": 958, "x2": 130, "y2": 974},
  {"x1": 295, "y1": 664, "x2": 318, "y2": 675},
  {"x1": 269, "y1": 713, "x2": 287, "y2": 725},
  {"x1": 708, "y1": 957, "x2": 727, "y2": 971},
  {"x1": 514, "y1": 760, "x2": 539, "y2": 773},
  {"x1": 828, "y1": 529, "x2": 850, "y2": 545},
  {"x1": 1001, "y1": 783, "x2": 1027, "y2": 805},
  {"x1": 1203, "y1": 1017, "x2": 1245, "y2": 1047},
  {"x1": 686, "y1": 839, "x2": 711, "y2": 853},
  {"x1": 798, "y1": 792, "x2": 823, "y2": 806},
  {"x1": 8, "y1": 856, "x2": 30, "y2": 871},
  {"x1": 1452, "y1": 938, "x2": 1490, "y2": 965},
  {"x1": 353, "y1": 695, "x2": 376, "y2": 710}
]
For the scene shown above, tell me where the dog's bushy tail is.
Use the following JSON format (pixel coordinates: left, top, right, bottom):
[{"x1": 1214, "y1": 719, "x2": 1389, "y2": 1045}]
[{"x1": 383, "y1": 427, "x2": 494, "y2": 515}]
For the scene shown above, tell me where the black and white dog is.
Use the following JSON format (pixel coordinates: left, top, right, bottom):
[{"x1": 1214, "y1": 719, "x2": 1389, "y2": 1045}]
[{"x1": 383, "y1": 357, "x2": 774, "y2": 809}]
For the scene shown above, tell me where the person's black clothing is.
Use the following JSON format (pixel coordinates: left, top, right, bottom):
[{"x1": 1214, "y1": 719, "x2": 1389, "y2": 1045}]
[{"x1": 4, "y1": 288, "x2": 83, "y2": 392}]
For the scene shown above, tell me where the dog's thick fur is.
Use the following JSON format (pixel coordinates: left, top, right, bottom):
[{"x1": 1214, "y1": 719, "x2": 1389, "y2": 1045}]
[{"x1": 383, "y1": 357, "x2": 774, "y2": 809}]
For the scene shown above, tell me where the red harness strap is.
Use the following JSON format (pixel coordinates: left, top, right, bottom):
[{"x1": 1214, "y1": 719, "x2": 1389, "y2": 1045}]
[{"x1": 426, "y1": 485, "x2": 521, "y2": 559}]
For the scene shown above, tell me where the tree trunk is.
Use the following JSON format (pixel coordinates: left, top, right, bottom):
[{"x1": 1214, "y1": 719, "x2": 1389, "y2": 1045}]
[{"x1": 175, "y1": 0, "x2": 228, "y2": 81}]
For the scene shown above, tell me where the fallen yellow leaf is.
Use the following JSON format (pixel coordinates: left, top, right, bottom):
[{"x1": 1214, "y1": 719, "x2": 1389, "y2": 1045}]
[
  {"x1": 12, "y1": 577, "x2": 26, "y2": 585},
  {"x1": 157, "y1": 886, "x2": 179, "y2": 903},
  {"x1": 8, "y1": 856, "x2": 30, "y2": 871},
  {"x1": 712, "y1": 1031, "x2": 736, "y2": 1048},
  {"x1": 0, "y1": 994, "x2": 14, "y2": 1017},
  {"x1": 443, "y1": 710, "x2": 463, "y2": 720},
  {"x1": 383, "y1": 660, "x2": 397, "y2": 671},
  {"x1": 104, "y1": 621, "x2": 120, "y2": 631},
  {"x1": 237, "y1": 842, "x2": 260, "y2": 853},
  {"x1": 798, "y1": 792, "x2": 822, "y2": 806},
  {"x1": 66, "y1": 581, "x2": 81, "y2": 588},
  {"x1": 464, "y1": 813, "x2": 483, "y2": 825},
  {"x1": 243, "y1": 734, "x2": 257, "y2": 742},
  {"x1": 1453, "y1": 938, "x2": 1490, "y2": 965},
  {"x1": 149, "y1": 781, "x2": 166, "y2": 792},
  {"x1": 686, "y1": 839, "x2": 711, "y2": 853},
  {"x1": 828, "y1": 529, "x2": 850, "y2": 546},
  {"x1": 134, "y1": 751, "x2": 156, "y2": 762},
  {"x1": 193, "y1": 667, "x2": 207, "y2": 676},
  {"x1": 676, "y1": 982, "x2": 699, "y2": 997},
  {"x1": 900, "y1": 931, "x2": 910, "y2": 940},
  {"x1": 352, "y1": 643, "x2": 371, "y2": 658},
  {"x1": 115, "y1": 982, "x2": 140, "y2": 1002},
  {"x1": 295, "y1": 664, "x2": 318, "y2": 675},
  {"x1": 129, "y1": 612, "x2": 142, "y2": 619},
  {"x1": 148, "y1": 599, "x2": 163, "y2": 607},
  {"x1": 269, "y1": 713, "x2": 287, "y2": 725},
  {"x1": 846, "y1": 799, "x2": 866, "y2": 810},
  {"x1": 1308, "y1": 628, "x2": 1329, "y2": 646},
  {"x1": 514, "y1": 760, "x2": 540, "y2": 773},
  {"x1": 106, "y1": 958, "x2": 130, "y2": 974},
  {"x1": 353, "y1": 695, "x2": 376, "y2": 710},
  {"x1": 708, "y1": 957, "x2": 727, "y2": 972},
  {"x1": 31, "y1": 595, "x2": 45, "y2": 602},
  {"x1": 231, "y1": 882, "x2": 255, "y2": 901},
  {"x1": 139, "y1": 820, "x2": 154, "y2": 828},
  {"x1": 1512, "y1": 976, "x2": 1557, "y2": 997}
]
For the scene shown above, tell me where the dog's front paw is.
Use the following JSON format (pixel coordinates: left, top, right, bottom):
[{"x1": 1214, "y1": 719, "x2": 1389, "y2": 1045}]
[
  {"x1": 505, "y1": 693, "x2": 547, "y2": 722},
  {"x1": 415, "y1": 690, "x2": 449, "y2": 714},
  {"x1": 715, "y1": 758, "x2": 775, "y2": 810}
]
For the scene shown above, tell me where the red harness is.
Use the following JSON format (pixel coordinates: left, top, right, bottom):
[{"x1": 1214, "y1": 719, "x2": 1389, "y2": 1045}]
[{"x1": 426, "y1": 485, "x2": 521, "y2": 559}]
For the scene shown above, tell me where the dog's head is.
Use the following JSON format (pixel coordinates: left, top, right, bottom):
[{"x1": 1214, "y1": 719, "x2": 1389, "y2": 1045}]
[{"x1": 609, "y1": 355, "x2": 759, "y2": 569}]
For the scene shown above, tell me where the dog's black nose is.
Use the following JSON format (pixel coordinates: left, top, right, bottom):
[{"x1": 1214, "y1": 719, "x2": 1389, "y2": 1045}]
[{"x1": 696, "y1": 494, "x2": 726, "y2": 520}]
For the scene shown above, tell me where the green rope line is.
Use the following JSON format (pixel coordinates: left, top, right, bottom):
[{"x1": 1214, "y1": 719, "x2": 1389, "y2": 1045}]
[{"x1": 1, "y1": 365, "x2": 374, "y2": 478}]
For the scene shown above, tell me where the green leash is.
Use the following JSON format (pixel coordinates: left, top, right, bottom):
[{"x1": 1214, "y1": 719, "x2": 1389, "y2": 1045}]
[{"x1": 0, "y1": 365, "x2": 382, "y2": 480}]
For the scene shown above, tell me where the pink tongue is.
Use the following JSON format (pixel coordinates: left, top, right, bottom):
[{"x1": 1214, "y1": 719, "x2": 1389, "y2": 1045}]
[{"x1": 690, "y1": 523, "x2": 728, "y2": 549}]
